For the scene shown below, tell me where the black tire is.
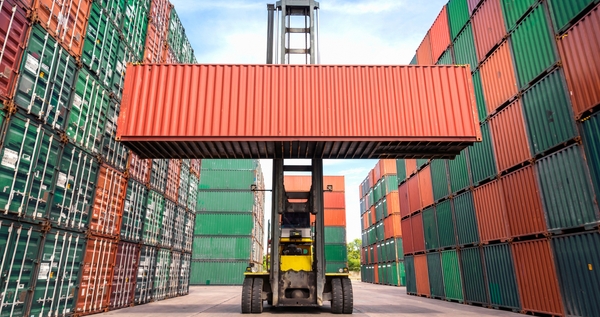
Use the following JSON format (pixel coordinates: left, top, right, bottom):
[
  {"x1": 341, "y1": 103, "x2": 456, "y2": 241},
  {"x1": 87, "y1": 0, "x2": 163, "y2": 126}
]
[
  {"x1": 341, "y1": 278, "x2": 353, "y2": 314},
  {"x1": 331, "y1": 278, "x2": 343, "y2": 314},
  {"x1": 251, "y1": 278, "x2": 264, "y2": 313},
  {"x1": 241, "y1": 277, "x2": 253, "y2": 313}
]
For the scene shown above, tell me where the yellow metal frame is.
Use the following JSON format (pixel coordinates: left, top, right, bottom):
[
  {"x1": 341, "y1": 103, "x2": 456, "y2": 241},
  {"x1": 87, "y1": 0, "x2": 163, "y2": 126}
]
[{"x1": 280, "y1": 255, "x2": 312, "y2": 272}]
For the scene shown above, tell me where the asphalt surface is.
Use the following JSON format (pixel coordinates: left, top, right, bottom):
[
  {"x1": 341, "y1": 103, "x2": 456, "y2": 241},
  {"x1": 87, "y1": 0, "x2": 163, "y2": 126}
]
[{"x1": 96, "y1": 282, "x2": 521, "y2": 316}]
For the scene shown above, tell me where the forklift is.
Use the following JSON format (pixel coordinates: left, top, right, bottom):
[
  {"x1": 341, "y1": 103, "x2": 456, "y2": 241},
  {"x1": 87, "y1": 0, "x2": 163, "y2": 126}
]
[{"x1": 241, "y1": 1, "x2": 354, "y2": 314}]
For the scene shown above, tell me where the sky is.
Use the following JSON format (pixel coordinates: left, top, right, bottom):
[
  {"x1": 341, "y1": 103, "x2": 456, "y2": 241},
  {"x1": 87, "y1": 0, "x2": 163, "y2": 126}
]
[{"x1": 170, "y1": 0, "x2": 449, "y2": 243}]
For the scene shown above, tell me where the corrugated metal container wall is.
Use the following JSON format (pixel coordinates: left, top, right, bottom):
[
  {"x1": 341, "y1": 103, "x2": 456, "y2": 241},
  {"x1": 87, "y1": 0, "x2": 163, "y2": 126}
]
[
  {"x1": 0, "y1": 0, "x2": 29, "y2": 101},
  {"x1": 500, "y1": 165, "x2": 546, "y2": 237},
  {"x1": 405, "y1": 255, "x2": 417, "y2": 293},
  {"x1": 192, "y1": 236, "x2": 251, "y2": 260},
  {"x1": 195, "y1": 213, "x2": 254, "y2": 236},
  {"x1": 547, "y1": 0, "x2": 597, "y2": 33},
  {"x1": 418, "y1": 166, "x2": 434, "y2": 208},
  {"x1": 398, "y1": 182, "x2": 410, "y2": 218},
  {"x1": 452, "y1": 22, "x2": 478, "y2": 72},
  {"x1": 460, "y1": 246, "x2": 489, "y2": 304},
  {"x1": 190, "y1": 261, "x2": 246, "y2": 285},
  {"x1": 407, "y1": 175, "x2": 421, "y2": 214},
  {"x1": 110, "y1": 242, "x2": 140, "y2": 310},
  {"x1": 405, "y1": 159, "x2": 417, "y2": 178},
  {"x1": 431, "y1": 160, "x2": 450, "y2": 201},
  {"x1": 582, "y1": 111, "x2": 600, "y2": 199},
  {"x1": 512, "y1": 239, "x2": 564, "y2": 316},
  {"x1": 396, "y1": 159, "x2": 406, "y2": 182},
  {"x1": 414, "y1": 254, "x2": 430, "y2": 296},
  {"x1": 121, "y1": 179, "x2": 148, "y2": 242},
  {"x1": 557, "y1": 4, "x2": 600, "y2": 118},
  {"x1": 196, "y1": 191, "x2": 254, "y2": 212},
  {"x1": 179, "y1": 253, "x2": 191, "y2": 295},
  {"x1": 135, "y1": 246, "x2": 157, "y2": 305},
  {"x1": 551, "y1": 232, "x2": 600, "y2": 317},
  {"x1": 423, "y1": 207, "x2": 439, "y2": 251},
  {"x1": 483, "y1": 243, "x2": 521, "y2": 310},
  {"x1": 479, "y1": 40, "x2": 518, "y2": 114},
  {"x1": 144, "y1": 22, "x2": 166, "y2": 63},
  {"x1": 143, "y1": 190, "x2": 164, "y2": 246},
  {"x1": 436, "y1": 200, "x2": 456, "y2": 248},
  {"x1": 416, "y1": 32, "x2": 433, "y2": 65},
  {"x1": 472, "y1": 0, "x2": 507, "y2": 62},
  {"x1": 453, "y1": 191, "x2": 480, "y2": 246},
  {"x1": 468, "y1": 122, "x2": 497, "y2": 184},
  {"x1": 200, "y1": 169, "x2": 256, "y2": 190},
  {"x1": 401, "y1": 218, "x2": 413, "y2": 255},
  {"x1": 150, "y1": 159, "x2": 168, "y2": 193},
  {"x1": 448, "y1": 149, "x2": 472, "y2": 193},
  {"x1": 167, "y1": 252, "x2": 182, "y2": 297},
  {"x1": 489, "y1": 99, "x2": 531, "y2": 172},
  {"x1": 441, "y1": 250, "x2": 463, "y2": 301},
  {"x1": 427, "y1": 252, "x2": 446, "y2": 298},
  {"x1": 473, "y1": 70, "x2": 488, "y2": 121},
  {"x1": 121, "y1": 0, "x2": 150, "y2": 61},
  {"x1": 83, "y1": 2, "x2": 121, "y2": 87},
  {"x1": 90, "y1": 165, "x2": 127, "y2": 237},
  {"x1": 153, "y1": 248, "x2": 171, "y2": 301},
  {"x1": 102, "y1": 101, "x2": 129, "y2": 171},
  {"x1": 500, "y1": 0, "x2": 537, "y2": 31},
  {"x1": 160, "y1": 200, "x2": 177, "y2": 248},
  {"x1": 411, "y1": 213, "x2": 425, "y2": 253},
  {"x1": 324, "y1": 191, "x2": 345, "y2": 209},
  {"x1": 468, "y1": 0, "x2": 483, "y2": 13},
  {"x1": 128, "y1": 152, "x2": 152, "y2": 184},
  {"x1": 448, "y1": 0, "x2": 471, "y2": 40},
  {"x1": 473, "y1": 180, "x2": 510, "y2": 243},
  {"x1": 430, "y1": 6, "x2": 451, "y2": 62},
  {"x1": 165, "y1": 159, "x2": 181, "y2": 202}
]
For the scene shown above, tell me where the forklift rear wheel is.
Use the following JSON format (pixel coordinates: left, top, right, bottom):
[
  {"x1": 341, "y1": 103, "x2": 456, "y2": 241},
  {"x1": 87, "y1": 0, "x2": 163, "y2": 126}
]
[
  {"x1": 341, "y1": 278, "x2": 354, "y2": 314},
  {"x1": 241, "y1": 277, "x2": 253, "y2": 313},
  {"x1": 251, "y1": 278, "x2": 264, "y2": 313},
  {"x1": 331, "y1": 278, "x2": 343, "y2": 314}
]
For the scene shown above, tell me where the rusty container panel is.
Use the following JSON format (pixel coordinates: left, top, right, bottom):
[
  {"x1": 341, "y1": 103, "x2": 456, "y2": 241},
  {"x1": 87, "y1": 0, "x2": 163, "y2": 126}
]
[
  {"x1": 417, "y1": 32, "x2": 433, "y2": 65},
  {"x1": 76, "y1": 235, "x2": 118, "y2": 315},
  {"x1": 110, "y1": 241, "x2": 140, "y2": 310},
  {"x1": 557, "y1": 4, "x2": 600, "y2": 118},
  {"x1": 479, "y1": 41, "x2": 519, "y2": 114},
  {"x1": 127, "y1": 152, "x2": 151, "y2": 184},
  {"x1": 408, "y1": 175, "x2": 421, "y2": 214},
  {"x1": 473, "y1": 180, "x2": 510, "y2": 243},
  {"x1": 164, "y1": 159, "x2": 181, "y2": 202},
  {"x1": 32, "y1": 0, "x2": 91, "y2": 57},
  {"x1": 401, "y1": 218, "x2": 413, "y2": 254},
  {"x1": 512, "y1": 239, "x2": 564, "y2": 316},
  {"x1": 472, "y1": 0, "x2": 507, "y2": 63},
  {"x1": 489, "y1": 99, "x2": 531, "y2": 172},
  {"x1": 90, "y1": 165, "x2": 127, "y2": 237},
  {"x1": 430, "y1": 6, "x2": 451, "y2": 62},
  {"x1": 117, "y1": 64, "x2": 481, "y2": 159},
  {"x1": 500, "y1": 166, "x2": 546, "y2": 237},
  {"x1": 418, "y1": 166, "x2": 434, "y2": 209},
  {"x1": 398, "y1": 182, "x2": 410, "y2": 218},
  {"x1": 412, "y1": 213, "x2": 425, "y2": 253},
  {"x1": 379, "y1": 159, "x2": 397, "y2": 177},
  {"x1": 144, "y1": 23, "x2": 166, "y2": 64},
  {"x1": 405, "y1": 159, "x2": 418, "y2": 177},
  {"x1": 324, "y1": 191, "x2": 345, "y2": 209},
  {"x1": 0, "y1": 0, "x2": 29, "y2": 101},
  {"x1": 414, "y1": 254, "x2": 431, "y2": 296}
]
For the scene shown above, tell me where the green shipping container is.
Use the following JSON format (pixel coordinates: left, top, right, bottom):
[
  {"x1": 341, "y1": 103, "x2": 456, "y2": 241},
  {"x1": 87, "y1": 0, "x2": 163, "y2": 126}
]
[
  {"x1": 405, "y1": 255, "x2": 416, "y2": 293},
  {"x1": 190, "y1": 260, "x2": 247, "y2": 285},
  {"x1": 436, "y1": 200, "x2": 456, "y2": 248},
  {"x1": 135, "y1": 245, "x2": 157, "y2": 304},
  {"x1": 423, "y1": 207, "x2": 439, "y2": 251},
  {"x1": 325, "y1": 244, "x2": 348, "y2": 262},
  {"x1": 199, "y1": 169, "x2": 257, "y2": 190},
  {"x1": 83, "y1": 3, "x2": 122, "y2": 87},
  {"x1": 0, "y1": 114, "x2": 62, "y2": 220},
  {"x1": 416, "y1": 159, "x2": 428, "y2": 170},
  {"x1": 453, "y1": 191, "x2": 480, "y2": 246},
  {"x1": 582, "y1": 111, "x2": 600, "y2": 199},
  {"x1": 468, "y1": 122, "x2": 497, "y2": 185},
  {"x1": 501, "y1": 0, "x2": 537, "y2": 31},
  {"x1": 448, "y1": 0, "x2": 470, "y2": 40},
  {"x1": 536, "y1": 144, "x2": 599, "y2": 231},
  {"x1": 96, "y1": 0, "x2": 126, "y2": 27},
  {"x1": 431, "y1": 160, "x2": 450, "y2": 201},
  {"x1": 522, "y1": 69, "x2": 578, "y2": 155},
  {"x1": 178, "y1": 161, "x2": 190, "y2": 207},
  {"x1": 441, "y1": 250, "x2": 464, "y2": 301},
  {"x1": 31, "y1": 229, "x2": 85, "y2": 317},
  {"x1": 381, "y1": 175, "x2": 398, "y2": 195},
  {"x1": 375, "y1": 201, "x2": 384, "y2": 221},
  {"x1": 194, "y1": 213, "x2": 254, "y2": 236},
  {"x1": 325, "y1": 226, "x2": 346, "y2": 244},
  {"x1": 102, "y1": 101, "x2": 129, "y2": 171},
  {"x1": 142, "y1": 190, "x2": 165, "y2": 245},
  {"x1": 188, "y1": 174, "x2": 199, "y2": 211},
  {"x1": 511, "y1": 5, "x2": 557, "y2": 89},
  {"x1": 192, "y1": 236, "x2": 252, "y2": 260},
  {"x1": 427, "y1": 252, "x2": 445, "y2": 298},
  {"x1": 50, "y1": 143, "x2": 99, "y2": 231},
  {"x1": 394, "y1": 238, "x2": 404, "y2": 261},
  {"x1": 160, "y1": 200, "x2": 177, "y2": 248},
  {"x1": 15, "y1": 24, "x2": 77, "y2": 131},
  {"x1": 150, "y1": 159, "x2": 168, "y2": 193},
  {"x1": 153, "y1": 248, "x2": 172, "y2": 301},
  {"x1": 121, "y1": 0, "x2": 150, "y2": 61},
  {"x1": 121, "y1": 179, "x2": 148, "y2": 242},
  {"x1": 460, "y1": 247, "x2": 489, "y2": 304},
  {"x1": 326, "y1": 261, "x2": 348, "y2": 274},
  {"x1": 66, "y1": 68, "x2": 110, "y2": 155},
  {"x1": 396, "y1": 159, "x2": 406, "y2": 183},
  {"x1": 196, "y1": 191, "x2": 254, "y2": 212},
  {"x1": 448, "y1": 149, "x2": 472, "y2": 193},
  {"x1": 436, "y1": 48, "x2": 454, "y2": 65},
  {"x1": 483, "y1": 244, "x2": 521, "y2": 310},
  {"x1": 547, "y1": 0, "x2": 597, "y2": 33},
  {"x1": 409, "y1": 55, "x2": 417, "y2": 65},
  {"x1": 0, "y1": 221, "x2": 44, "y2": 316},
  {"x1": 201, "y1": 159, "x2": 258, "y2": 170},
  {"x1": 472, "y1": 70, "x2": 487, "y2": 121},
  {"x1": 452, "y1": 22, "x2": 478, "y2": 72},
  {"x1": 111, "y1": 44, "x2": 137, "y2": 100},
  {"x1": 167, "y1": 8, "x2": 186, "y2": 59}
]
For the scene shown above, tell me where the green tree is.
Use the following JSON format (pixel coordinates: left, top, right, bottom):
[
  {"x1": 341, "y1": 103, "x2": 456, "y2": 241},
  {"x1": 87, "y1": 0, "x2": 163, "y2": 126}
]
[{"x1": 347, "y1": 238, "x2": 361, "y2": 271}]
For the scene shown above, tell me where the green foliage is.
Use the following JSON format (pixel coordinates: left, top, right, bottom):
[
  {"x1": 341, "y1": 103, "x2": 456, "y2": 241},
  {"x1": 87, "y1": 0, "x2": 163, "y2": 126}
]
[{"x1": 347, "y1": 239, "x2": 361, "y2": 271}]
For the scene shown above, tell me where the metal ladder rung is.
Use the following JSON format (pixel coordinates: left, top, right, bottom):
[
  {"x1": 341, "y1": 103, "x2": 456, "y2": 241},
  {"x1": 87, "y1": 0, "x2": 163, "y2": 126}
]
[
  {"x1": 286, "y1": 48, "x2": 310, "y2": 54},
  {"x1": 286, "y1": 28, "x2": 310, "y2": 33}
]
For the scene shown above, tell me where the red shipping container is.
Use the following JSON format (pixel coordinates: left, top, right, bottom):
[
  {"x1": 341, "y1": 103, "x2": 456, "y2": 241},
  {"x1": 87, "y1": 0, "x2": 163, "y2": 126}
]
[
  {"x1": 468, "y1": 0, "x2": 483, "y2": 13},
  {"x1": 32, "y1": 0, "x2": 91, "y2": 57},
  {"x1": 374, "y1": 265, "x2": 379, "y2": 284},
  {"x1": 416, "y1": 32, "x2": 433, "y2": 65},
  {"x1": 149, "y1": 0, "x2": 170, "y2": 34},
  {"x1": 414, "y1": 255, "x2": 431, "y2": 296},
  {"x1": 386, "y1": 192, "x2": 401, "y2": 215},
  {"x1": 144, "y1": 23, "x2": 166, "y2": 63},
  {"x1": 373, "y1": 246, "x2": 378, "y2": 265},
  {"x1": 489, "y1": 99, "x2": 531, "y2": 172},
  {"x1": 369, "y1": 169, "x2": 376, "y2": 189},
  {"x1": 370, "y1": 206, "x2": 376, "y2": 225},
  {"x1": 90, "y1": 165, "x2": 127, "y2": 237},
  {"x1": 310, "y1": 208, "x2": 346, "y2": 226},
  {"x1": 501, "y1": 166, "x2": 546, "y2": 237},
  {"x1": 361, "y1": 248, "x2": 365, "y2": 265},
  {"x1": 480, "y1": 40, "x2": 518, "y2": 114},
  {"x1": 412, "y1": 213, "x2": 425, "y2": 253},
  {"x1": 110, "y1": 242, "x2": 140, "y2": 310},
  {"x1": 557, "y1": 4, "x2": 600, "y2": 118},
  {"x1": 418, "y1": 166, "x2": 434, "y2": 208},
  {"x1": 512, "y1": 239, "x2": 564, "y2": 316},
  {"x1": 127, "y1": 152, "x2": 151, "y2": 184},
  {"x1": 398, "y1": 182, "x2": 410, "y2": 218},
  {"x1": 384, "y1": 214, "x2": 402, "y2": 239},
  {"x1": 324, "y1": 191, "x2": 345, "y2": 209},
  {"x1": 401, "y1": 218, "x2": 413, "y2": 254},
  {"x1": 473, "y1": 180, "x2": 510, "y2": 243},
  {"x1": 165, "y1": 159, "x2": 181, "y2": 202},
  {"x1": 430, "y1": 6, "x2": 451, "y2": 62},
  {"x1": 285, "y1": 175, "x2": 345, "y2": 192},
  {"x1": 379, "y1": 159, "x2": 397, "y2": 177},
  {"x1": 116, "y1": 65, "x2": 481, "y2": 159},
  {"x1": 405, "y1": 159, "x2": 417, "y2": 177},
  {"x1": 0, "y1": 0, "x2": 29, "y2": 100},
  {"x1": 374, "y1": 161, "x2": 382, "y2": 182},
  {"x1": 162, "y1": 46, "x2": 177, "y2": 63},
  {"x1": 359, "y1": 184, "x2": 364, "y2": 199},
  {"x1": 408, "y1": 175, "x2": 421, "y2": 214},
  {"x1": 472, "y1": 0, "x2": 507, "y2": 62},
  {"x1": 190, "y1": 159, "x2": 201, "y2": 176},
  {"x1": 76, "y1": 235, "x2": 118, "y2": 315},
  {"x1": 363, "y1": 214, "x2": 368, "y2": 231}
]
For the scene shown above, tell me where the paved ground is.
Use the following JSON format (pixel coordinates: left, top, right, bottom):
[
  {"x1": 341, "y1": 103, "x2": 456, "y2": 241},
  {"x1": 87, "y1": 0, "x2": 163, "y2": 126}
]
[{"x1": 97, "y1": 282, "x2": 521, "y2": 316}]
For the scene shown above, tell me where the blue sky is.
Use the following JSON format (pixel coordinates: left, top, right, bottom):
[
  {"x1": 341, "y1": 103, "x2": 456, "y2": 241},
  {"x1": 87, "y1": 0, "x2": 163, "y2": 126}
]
[{"x1": 170, "y1": 0, "x2": 448, "y2": 242}]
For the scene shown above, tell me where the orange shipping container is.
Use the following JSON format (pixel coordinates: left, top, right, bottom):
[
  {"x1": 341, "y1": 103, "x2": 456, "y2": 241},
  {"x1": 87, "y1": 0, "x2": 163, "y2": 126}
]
[
  {"x1": 374, "y1": 265, "x2": 379, "y2": 284},
  {"x1": 76, "y1": 235, "x2": 118, "y2": 315},
  {"x1": 473, "y1": 180, "x2": 510, "y2": 243},
  {"x1": 31, "y1": 0, "x2": 91, "y2": 57},
  {"x1": 398, "y1": 182, "x2": 411, "y2": 218},
  {"x1": 144, "y1": 23, "x2": 166, "y2": 63},
  {"x1": 472, "y1": 0, "x2": 507, "y2": 62},
  {"x1": 117, "y1": 64, "x2": 481, "y2": 159},
  {"x1": 384, "y1": 214, "x2": 402, "y2": 239},
  {"x1": 379, "y1": 159, "x2": 397, "y2": 177},
  {"x1": 512, "y1": 240, "x2": 564, "y2": 316},
  {"x1": 557, "y1": 4, "x2": 600, "y2": 118},
  {"x1": 127, "y1": 152, "x2": 151, "y2": 184},
  {"x1": 418, "y1": 166, "x2": 434, "y2": 208},
  {"x1": 407, "y1": 175, "x2": 421, "y2": 214},
  {"x1": 386, "y1": 192, "x2": 401, "y2": 215},
  {"x1": 479, "y1": 41, "x2": 518, "y2": 114},
  {"x1": 405, "y1": 159, "x2": 417, "y2": 177},
  {"x1": 324, "y1": 191, "x2": 345, "y2": 209},
  {"x1": 190, "y1": 159, "x2": 201, "y2": 176},
  {"x1": 489, "y1": 99, "x2": 531, "y2": 172},
  {"x1": 414, "y1": 255, "x2": 431, "y2": 296},
  {"x1": 416, "y1": 32, "x2": 433, "y2": 65},
  {"x1": 285, "y1": 175, "x2": 345, "y2": 192},
  {"x1": 370, "y1": 206, "x2": 376, "y2": 225},
  {"x1": 369, "y1": 169, "x2": 376, "y2": 189},
  {"x1": 374, "y1": 161, "x2": 382, "y2": 182},
  {"x1": 165, "y1": 159, "x2": 181, "y2": 202},
  {"x1": 429, "y1": 6, "x2": 451, "y2": 62},
  {"x1": 90, "y1": 165, "x2": 127, "y2": 237},
  {"x1": 310, "y1": 209, "x2": 346, "y2": 226},
  {"x1": 149, "y1": 0, "x2": 170, "y2": 32},
  {"x1": 500, "y1": 166, "x2": 546, "y2": 237}
]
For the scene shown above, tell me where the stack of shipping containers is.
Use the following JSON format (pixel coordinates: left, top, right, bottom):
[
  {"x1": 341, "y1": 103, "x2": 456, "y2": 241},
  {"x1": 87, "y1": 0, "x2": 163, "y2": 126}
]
[
  {"x1": 398, "y1": 0, "x2": 600, "y2": 316},
  {"x1": 359, "y1": 160, "x2": 405, "y2": 286},
  {"x1": 284, "y1": 175, "x2": 349, "y2": 273},
  {"x1": 191, "y1": 160, "x2": 265, "y2": 285},
  {"x1": 0, "y1": 0, "x2": 197, "y2": 315}
]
